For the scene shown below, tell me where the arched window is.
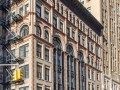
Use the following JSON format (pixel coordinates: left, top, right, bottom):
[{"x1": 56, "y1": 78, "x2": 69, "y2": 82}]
[
  {"x1": 78, "y1": 52, "x2": 84, "y2": 61},
  {"x1": 53, "y1": 37, "x2": 63, "y2": 90},
  {"x1": 67, "y1": 45, "x2": 76, "y2": 90},
  {"x1": 45, "y1": 31, "x2": 49, "y2": 41},
  {"x1": 20, "y1": 25, "x2": 29, "y2": 37},
  {"x1": 36, "y1": 26, "x2": 41, "y2": 37}
]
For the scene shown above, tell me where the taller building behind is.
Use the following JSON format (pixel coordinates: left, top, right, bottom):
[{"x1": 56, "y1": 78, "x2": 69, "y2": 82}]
[{"x1": 80, "y1": 0, "x2": 120, "y2": 89}]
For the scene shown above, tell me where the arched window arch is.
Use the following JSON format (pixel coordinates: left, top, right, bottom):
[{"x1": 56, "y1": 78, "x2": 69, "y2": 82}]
[
  {"x1": 45, "y1": 30, "x2": 49, "y2": 41},
  {"x1": 36, "y1": 26, "x2": 41, "y2": 37},
  {"x1": 67, "y1": 45, "x2": 74, "y2": 56},
  {"x1": 78, "y1": 52, "x2": 84, "y2": 61},
  {"x1": 67, "y1": 45, "x2": 76, "y2": 90},
  {"x1": 20, "y1": 25, "x2": 29, "y2": 37},
  {"x1": 53, "y1": 37, "x2": 62, "y2": 49}
]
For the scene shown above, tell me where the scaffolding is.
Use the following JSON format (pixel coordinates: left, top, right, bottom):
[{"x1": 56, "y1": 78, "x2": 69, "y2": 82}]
[{"x1": 0, "y1": 0, "x2": 23, "y2": 90}]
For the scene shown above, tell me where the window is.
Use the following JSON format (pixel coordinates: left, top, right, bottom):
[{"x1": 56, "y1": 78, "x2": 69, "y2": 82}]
[
  {"x1": 78, "y1": 52, "x2": 84, "y2": 61},
  {"x1": 36, "y1": 6, "x2": 41, "y2": 17},
  {"x1": 37, "y1": 84, "x2": 42, "y2": 90},
  {"x1": 20, "y1": 25, "x2": 29, "y2": 37},
  {"x1": 25, "y1": 4, "x2": 29, "y2": 14},
  {"x1": 19, "y1": 7, "x2": 23, "y2": 16},
  {"x1": 45, "y1": 31, "x2": 49, "y2": 41},
  {"x1": 67, "y1": 27, "x2": 70, "y2": 36},
  {"x1": 66, "y1": 10, "x2": 68, "y2": 18},
  {"x1": 72, "y1": 30, "x2": 75, "y2": 39},
  {"x1": 73, "y1": 17, "x2": 75, "y2": 24},
  {"x1": 61, "y1": 6, "x2": 63, "y2": 14},
  {"x1": 88, "y1": 82, "x2": 91, "y2": 90},
  {"x1": 70, "y1": 14, "x2": 72, "y2": 21},
  {"x1": 91, "y1": 57, "x2": 94, "y2": 66},
  {"x1": 91, "y1": 43, "x2": 93, "y2": 52},
  {"x1": 97, "y1": 72, "x2": 99, "y2": 80},
  {"x1": 97, "y1": 85, "x2": 100, "y2": 90},
  {"x1": 19, "y1": 86, "x2": 29, "y2": 90},
  {"x1": 37, "y1": 63, "x2": 42, "y2": 79},
  {"x1": 92, "y1": 70, "x2": 94, "y2": 80},
  {"x1": 45, "y1": 48, "x2": 49, "y2": 61},
  {"x1": 19, "y1": 44, "x2": 29, "y2": 58},
  {"x1": 45, "y1": 66, "x2": 50, "y2": 81},
  {"x1": 44, "y1": 8, "x2": 49, "y2": 22},
  {"x1": 88, "y1": 68, "x2": 90, "y2": 79},
  {"x1": 36, "y1": 44, "x2": 41, "y2": 58},
  {"x1": 20, "y1": 65, "x2": 29, "y2": 78},
  {"x1": 82, "y1": 36, "x2": 85, "y2": 46},
  {"x1": 92, "y1": 83, "x2": 94, "y2": 90},
  {"x1": 36, "y1": 26, "x2": 41, "y2": 37},
  {"x1": 60, "y1": 21, "x2": 63, "y2": 31},
  {"x1": 57, "y1": 3, "x2": 59, "y2": 11},
  {"x1": 53, "y1": 17, "x2": 57, "y2": 27},
  {"x1": 78, "y1": 35, "x2": 80, "y2": 43},
  {"x1": 45, "y1": 86, "x2": 50, "y2": 90}
]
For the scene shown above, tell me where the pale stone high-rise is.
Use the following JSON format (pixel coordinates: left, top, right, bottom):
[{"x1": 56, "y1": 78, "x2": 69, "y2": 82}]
[
  {"x1": 80, "y1": 0, "x2": 120, "y2": 90},
  {"x1": 0, "y1": 0, "x2": 104, "y2": 90}
]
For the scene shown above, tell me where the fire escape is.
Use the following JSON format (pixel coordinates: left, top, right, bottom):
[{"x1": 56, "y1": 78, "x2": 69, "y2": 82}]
[{"x1": 0, "y1": 0, "x2": 23, "y2": 90}]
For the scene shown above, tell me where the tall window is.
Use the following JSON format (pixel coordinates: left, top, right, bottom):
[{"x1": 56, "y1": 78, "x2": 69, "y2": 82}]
[
  {"x1": 57, "y1": 3, "x2": 59, "y2": 11},
  {"x1": 36, "y1": 26, "x2": 41, "y2": 37},
  {"x1": 44, "y1": 8, "x2": 49, "y2": 22},
  {"x1": 45, "y1": 66, "x2": 49, "y2": 81},
  {"x1": 36, "y1": 6, "x2": 41, "y2": 17},
  {"x1": 88, "y1": 82, "x2": 91, "y2": 90},
  {"x1": 66, "y1": 10, "x2": 68, "y2": 18},
  {"x1": 67, "y1": 45, "x2": 75, "y2": 90},
  {"x1": 88, "y1": 68, "x2": 90, "y2": 79},
  {"x1": 67, "y1": 27, "x2": 70, "y2": 36},
  {"x1": 91, "y1": 57, "x2": 94, "y2": 66},
  {"x1": 20, "y1": 25, "x2": 29, "y2": 37},
  {"x1": 25, "y1": 4, "x2": 29, "y2": 14},
  {"x1": 72, "y1": 30, "x2": 75, "y2": 39},
  {"x1": 53, "y1": 37, "x2": 63, "y2": 90},
  {"x1": 92, "y1": 70, "x2": 94, "y2": 80},
  {"x1": 45, "y1": 48, "x2": 49, "y2": 61},
  {"x1": 60, "y1": 21, "x2": 63, "y2": 31},
  {"x1": 20, "y1": 65, "x2": 29, "y2": 78},
  {"x1": 36, "y1": 44, "x2": 41, "y2": 58},
  {"x1": 19, "y1": 44, "x2": 29, "y2": 58},
  {"x1": 61, "y1": 6, "x2": 63, "y2": 14},
  {"x1": 73, "y1": 17, "x2": 75, "y2": 24},
  {"x1": 45, "y1": 31, "x2": 49, "y2": 41},
  {"x1": 53, "y1": 17, "x2": 57, "y2": 27},
  {"x1": 92, "y1": 83, "x2": 94, "y2": 90},
  {"x1": 37, "y1": 63, "x2": 42, "y2": 79},
  {"x1": 70, "y1": 14, "x2": 72, "y2": 21},
  {"x1": 19, "y1": 7, "x2": 23, "y2": 16}
]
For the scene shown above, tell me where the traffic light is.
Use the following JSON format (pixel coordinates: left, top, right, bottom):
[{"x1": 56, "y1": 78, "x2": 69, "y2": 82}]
[
  {"x1": 12, "y1": 69, "x2": 17, "y2": 81},
  {"x1": 17, "y1": 68, "x2": 23, "y2": 80},
  {"x1": 12, "y1": 68, "x2": 23, "y2": 82}
]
